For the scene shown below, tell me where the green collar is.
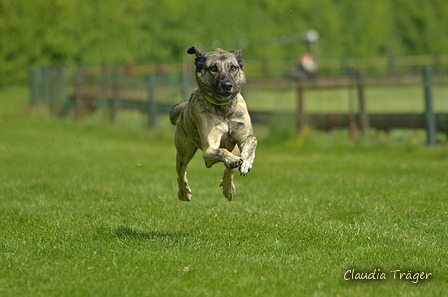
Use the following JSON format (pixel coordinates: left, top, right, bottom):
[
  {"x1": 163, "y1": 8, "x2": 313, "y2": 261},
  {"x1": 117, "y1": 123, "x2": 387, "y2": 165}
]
[{"x1": 203, "y1": 94, "x2": 235, "y2": 106}]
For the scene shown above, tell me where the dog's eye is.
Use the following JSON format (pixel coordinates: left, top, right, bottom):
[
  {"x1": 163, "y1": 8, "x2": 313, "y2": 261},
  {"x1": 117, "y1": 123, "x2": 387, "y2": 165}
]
[
  {"x1": 210, "y1": 66, "x2": 218, "y2": 72},
  {"x1": 231, "y1": 66, "x2": 238, "y2": 71}
]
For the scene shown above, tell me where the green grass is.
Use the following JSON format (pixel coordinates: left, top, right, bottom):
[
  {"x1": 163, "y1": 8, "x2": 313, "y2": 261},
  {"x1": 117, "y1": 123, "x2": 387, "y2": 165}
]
[{"x1": 1, "y1": 87, "x2": 448, "y2": 296}]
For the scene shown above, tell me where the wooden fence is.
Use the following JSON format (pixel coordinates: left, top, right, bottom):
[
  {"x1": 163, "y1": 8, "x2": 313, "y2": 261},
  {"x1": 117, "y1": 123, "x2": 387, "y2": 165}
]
[
  {"x1": 294, "y1": 67, "x2": 448, "y2": 145},
  {"x1": 28, "y1": 62, "x2": 448, "y2": 145}
]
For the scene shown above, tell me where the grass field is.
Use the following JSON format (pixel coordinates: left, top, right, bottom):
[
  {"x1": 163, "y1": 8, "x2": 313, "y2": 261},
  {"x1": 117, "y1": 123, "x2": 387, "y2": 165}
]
[{"x1": 1, "y1": 87, "x2": 448, "y2": 296}]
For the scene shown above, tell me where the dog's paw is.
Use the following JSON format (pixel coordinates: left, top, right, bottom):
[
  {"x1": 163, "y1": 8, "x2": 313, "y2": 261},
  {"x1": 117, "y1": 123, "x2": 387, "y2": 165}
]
[
  {"x1": 178, "y1": 189, "x2": 192, "y2": 202},
  {"x1": 239, "y1": 160, "x2": 252, "y2": 176},
  {"x1": 228, "y1": 158, "x2": 243, "y2": 169},
  {"x1": 220, "y1": 179, "x2": 235, "y2": 201}
]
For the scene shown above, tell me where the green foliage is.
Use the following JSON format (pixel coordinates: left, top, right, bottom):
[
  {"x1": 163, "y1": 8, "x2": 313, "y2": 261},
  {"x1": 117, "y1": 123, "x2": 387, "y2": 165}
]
[{"x1": 1, "y1": 0, "x2": 448, "y2": 85}]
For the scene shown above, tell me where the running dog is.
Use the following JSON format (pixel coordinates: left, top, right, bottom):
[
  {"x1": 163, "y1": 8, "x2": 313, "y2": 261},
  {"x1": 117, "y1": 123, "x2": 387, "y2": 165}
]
[{"x1": 170, "y1": 46, "x2": 257, "y2": 201}]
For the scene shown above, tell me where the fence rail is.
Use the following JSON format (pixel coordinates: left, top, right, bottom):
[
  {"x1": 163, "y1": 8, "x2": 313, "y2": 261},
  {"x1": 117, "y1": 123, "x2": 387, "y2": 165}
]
[{"x1": 29, "y1": 59, "x2": 448, "y2": 145}]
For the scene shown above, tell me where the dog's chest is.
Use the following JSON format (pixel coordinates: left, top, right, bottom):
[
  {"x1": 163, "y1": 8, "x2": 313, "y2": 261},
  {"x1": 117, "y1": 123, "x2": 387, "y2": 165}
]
[{"x1": 219, "y1": 117, "x2": 245, "y2": 145}]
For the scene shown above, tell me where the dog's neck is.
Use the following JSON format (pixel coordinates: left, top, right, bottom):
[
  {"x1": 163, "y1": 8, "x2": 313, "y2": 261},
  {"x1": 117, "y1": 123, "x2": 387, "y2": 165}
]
[
  {"x1": 199, "y1": 90, "x2": 238, "y2": 117},
  {"x1": 203, "y1": 93, "x2": 235, "y2": 106}
]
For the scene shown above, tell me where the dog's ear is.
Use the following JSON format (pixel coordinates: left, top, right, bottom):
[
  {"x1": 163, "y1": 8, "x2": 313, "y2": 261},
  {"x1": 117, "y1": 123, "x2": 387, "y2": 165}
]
[
  {"x1": 229, "y1": 49, "x2": 244, "y2": 69},
  {"x1": 187, "y1": 46, "x2": 209, "y2": 58},
  {"x1": 187, "y1": 46, "x2": 209, "y2": 72}
]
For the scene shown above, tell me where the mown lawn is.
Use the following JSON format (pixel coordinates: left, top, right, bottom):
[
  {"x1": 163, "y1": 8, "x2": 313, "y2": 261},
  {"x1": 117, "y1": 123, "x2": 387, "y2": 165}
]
[{"x1": 1, "y1": 87, "x2": 448, "y2": 296}]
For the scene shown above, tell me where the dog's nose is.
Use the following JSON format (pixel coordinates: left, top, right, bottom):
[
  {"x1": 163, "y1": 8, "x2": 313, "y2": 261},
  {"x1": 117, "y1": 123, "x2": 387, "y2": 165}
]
[{"x1": 221, "y1": 81, "x2": 233, "y2": 91}]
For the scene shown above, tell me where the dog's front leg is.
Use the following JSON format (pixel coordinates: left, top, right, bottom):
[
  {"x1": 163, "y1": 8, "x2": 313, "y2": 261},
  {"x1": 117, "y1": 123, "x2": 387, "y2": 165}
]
[
  {"x1": 203, "y1": 147, "x2": 243, "y2": 169},
  {"x1": 202, "y1": 128, "x2": 242, "y2": 169},
  {"x1": 238, "y1": 135, "x2": 257, "y2": 175}
]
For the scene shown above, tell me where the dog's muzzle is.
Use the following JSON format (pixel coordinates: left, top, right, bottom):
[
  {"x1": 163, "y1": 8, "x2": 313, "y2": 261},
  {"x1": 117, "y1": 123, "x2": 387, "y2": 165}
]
[{"x1": 217, "y1": 80, "x2": 234, "y2": 97}]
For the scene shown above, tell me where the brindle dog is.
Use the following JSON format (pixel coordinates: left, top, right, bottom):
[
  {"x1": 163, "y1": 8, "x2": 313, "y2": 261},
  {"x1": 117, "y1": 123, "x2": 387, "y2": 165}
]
[{"x1": 170, "y1": 46, "x2": 257, "y2": 201}]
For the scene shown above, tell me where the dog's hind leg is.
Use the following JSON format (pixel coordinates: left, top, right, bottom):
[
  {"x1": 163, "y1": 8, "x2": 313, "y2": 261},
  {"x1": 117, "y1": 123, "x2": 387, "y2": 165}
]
[
  {"x1": 175, "y1": 125, "x2": 197, "y2": 201},
  {"x1": 219, "y1": 145, "x2": 240, "y2": 201},
  {"x1": 176, "y1": 143, "x2": 197, "y2": 201},
  {"x1": 219, "y1": 167, "x2": 237, "y2": 201}
]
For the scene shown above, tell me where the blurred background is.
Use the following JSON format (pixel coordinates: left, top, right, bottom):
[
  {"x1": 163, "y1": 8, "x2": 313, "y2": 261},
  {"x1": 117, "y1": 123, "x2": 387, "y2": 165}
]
[
  {"x1": 2, "y1": 0, "x2": 448, "y2": 84},
  {"x1": 2, "y1": 0, "x2": 448, "y2": 144}
]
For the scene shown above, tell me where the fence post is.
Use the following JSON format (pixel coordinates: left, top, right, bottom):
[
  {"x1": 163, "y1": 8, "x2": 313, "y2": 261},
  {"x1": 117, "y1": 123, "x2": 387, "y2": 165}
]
[
  {"x1": 41, "y1": 67, "x2": 50, "y2": 105},
  {"x1": 356, "y1": 70, "x2": 369, "y2": 135},
  {"x1": 348, "y1": 69, "x2": 358, "y2": 143},
  {"x1": 49, "y1": 67, "x2": 59, "y2": 116},
  {"x1": 388, "y1": 56, "x2": 396, "y2": 74},
  {"x1": 157, "y1": 61, "x2": 166, "y2": 80},
  {"x1": 100, "y1": 63, "x2": 110, "y2": 106},
  {"x1": 111, "y1": 64, "x2": 121, "y2": 123},
  {"x1": 74, "y1": 66, "x2": 84, "y2": 120},
  {"x1": 147, "y1": 73, "x2": 157, "y2": 130},
  {"x1": 29, "y1": 66, "x2": 39, "y2": 109},
  {"x1": 297, "y1": 78, "x2": 306, "y2": 135},
  {"x1": 423, "y1": 66, "x2": 436, "y2": 146},
  {"x1": 180, "y1": 70, "x2": 189, "y2": 101},
  {"x1": 56, "y1": 65, "x2": 65, "y2": 116},
  {"x1": 49, "y1": 65, "x2": 65, "y2": 117},
  {"x1": 124, "y1": 61, "x2": 134, "y2": 78}
]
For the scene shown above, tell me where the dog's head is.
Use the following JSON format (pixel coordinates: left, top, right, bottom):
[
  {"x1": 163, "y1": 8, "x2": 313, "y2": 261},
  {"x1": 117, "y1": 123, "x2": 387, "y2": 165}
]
[{"x1": 187, "y1": 46, "x2": 246, "y2": 104}]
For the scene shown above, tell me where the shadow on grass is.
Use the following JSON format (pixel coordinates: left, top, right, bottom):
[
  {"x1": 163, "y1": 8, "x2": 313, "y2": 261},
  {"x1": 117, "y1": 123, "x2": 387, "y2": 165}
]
[{"x1": 114, "y1": 225, "x2": 189, "y2": 241}]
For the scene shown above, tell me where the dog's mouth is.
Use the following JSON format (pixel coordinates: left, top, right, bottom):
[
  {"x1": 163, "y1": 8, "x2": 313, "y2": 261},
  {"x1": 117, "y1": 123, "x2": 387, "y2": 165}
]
[
  {"x1": 217, "y1": 91, "x2": 234, "y2": 98},
  {"x1": 214, "y1": 87, "x2": 235, "y2": 98}
]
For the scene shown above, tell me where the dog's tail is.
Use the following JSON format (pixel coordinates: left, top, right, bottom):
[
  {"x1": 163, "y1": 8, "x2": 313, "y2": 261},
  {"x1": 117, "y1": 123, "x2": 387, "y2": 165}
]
[{"x1": 169, "y1": 100, "x2": 188, "y2": 125}]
